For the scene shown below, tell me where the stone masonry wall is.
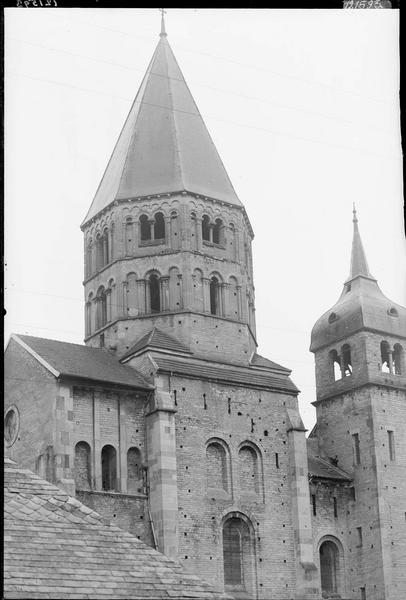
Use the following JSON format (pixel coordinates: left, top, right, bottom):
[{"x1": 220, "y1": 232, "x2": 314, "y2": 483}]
[
  {"x1": 4, "y1": 339, "x2": 58, "y2": 475},
  {"x1": 76, "y1": 489, "x2": 153, "y2": 546},
  {"x1": 160, "y1": 372, "x2": 299, "y2": 599}
]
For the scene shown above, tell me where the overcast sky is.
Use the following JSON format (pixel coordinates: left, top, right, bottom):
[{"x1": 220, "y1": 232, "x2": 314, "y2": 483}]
[{"x1": 4, "y1": 8, "x2": 405, "y2": 429}]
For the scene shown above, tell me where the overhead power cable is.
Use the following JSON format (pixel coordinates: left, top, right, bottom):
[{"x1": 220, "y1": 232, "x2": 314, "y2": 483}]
[
  {"x1": 6, "y1": 36, "x2": 393, "y2": 135},
  {"x1": 6, "y1": 70, "x2": 400, "y2": 162}
]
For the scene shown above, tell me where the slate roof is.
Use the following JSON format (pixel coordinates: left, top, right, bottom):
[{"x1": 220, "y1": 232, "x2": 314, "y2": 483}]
[
  {"x1": 121, "y1": 327, "x2": 192, "y2": 361},
  {"x1": 307, "y1": 442, "x2": 352, "y2": 482},
  {"x1": 310, "y1": 211, "x2": 406, "y2": 352},
  {"x1": 152, "y1": 355, "x2": 299, "y2": 393},
  {"x1": 250, "y1": 353, "x2": 291, "y2": 373},
  {"x1": 83, "y1": 30, "x2": 241, "y2": 226},
  {"x1": 13, "y1": 334, "x2": 152, "y2": 390},
  {"x1": 4, "y1": 458, "x2": 228, "y2": 600}
]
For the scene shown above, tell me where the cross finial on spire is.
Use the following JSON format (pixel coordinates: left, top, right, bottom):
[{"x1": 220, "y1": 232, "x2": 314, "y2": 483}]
[
  {"x1": 348, "y1": 205, "x2": 372, "y2": 280},
  {"x1": 159, "y1": 8, "x2": 167, "y2": 37},
  {"x1": 352, "y1": 203, "x2": 358, "y2": 228}
]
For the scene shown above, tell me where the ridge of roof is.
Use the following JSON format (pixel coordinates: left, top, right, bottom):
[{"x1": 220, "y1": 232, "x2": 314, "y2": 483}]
[
  {"x1": 151, "y1": 354, "x2": 299, "y2": 393},
  {"x1": 12, "y1": 334, "x2": 153, "y2": 390},
  {"x1": 82, "y1": 34, "x2": 242, "y2": 226},
  {"x1": 250, "y1": 352, "x2": 291, "y2": 373},
  {"x1": 307, "y1": 441, "x2": 352, "y2": 482},
  {"x1": 120, "y1": 327, "x2": 192, "y2": 361}
]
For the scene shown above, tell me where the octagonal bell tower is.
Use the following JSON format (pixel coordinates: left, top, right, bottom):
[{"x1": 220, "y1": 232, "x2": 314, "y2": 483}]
[{"x1": 81, "y1": 17, "x2": 256, "y2": 364}]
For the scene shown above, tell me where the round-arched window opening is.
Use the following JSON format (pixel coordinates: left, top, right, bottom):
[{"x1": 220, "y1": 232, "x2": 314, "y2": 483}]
[
  {"x1": 4, "y1": 406, "x2": 20, "y2": 447},
  {"x1": 388, "y1": 307, "x2": 398, "y2": 317}
]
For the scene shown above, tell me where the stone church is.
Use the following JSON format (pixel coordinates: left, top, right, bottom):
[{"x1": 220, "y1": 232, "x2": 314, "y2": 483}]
[{"x1": 4, "y1": 16, "x2": 406, "y2": 600}]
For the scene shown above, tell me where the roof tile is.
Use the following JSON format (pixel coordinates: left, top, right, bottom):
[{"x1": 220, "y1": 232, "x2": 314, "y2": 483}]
[
  {"x1": 13, "y1": 335, "x2": 153, "y2": 390},
  {"x1": 4, "y1": 459, "x2": 225, "y2": 599}
]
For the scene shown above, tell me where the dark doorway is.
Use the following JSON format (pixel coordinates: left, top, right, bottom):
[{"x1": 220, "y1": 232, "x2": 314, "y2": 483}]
[{"x1": 320, "y1": 540, "x2": 339, "y2": 596}]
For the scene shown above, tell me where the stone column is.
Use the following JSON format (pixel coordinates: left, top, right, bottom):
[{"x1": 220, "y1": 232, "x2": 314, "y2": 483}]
[
  {"x1": 122, "y1": 282, "x2": 128, "y2": 317},
  {"x1": 182, "y1": 260, "x2": 193, "y2": 310},
  {"x1": 93, "y1": 391, "x2": 102, "y2": 491},
  {"x1": 118, "y1": 396, "x2": 127, "y2": 493},
  {"x1": 137, "y1": 279, "x2": 146, "y2": 314},
  {"x1": 202, "y1": 277, "x2": 211, "y2": 313},
  {"x1": 161, "y1": 276, "x2": 170, "y2": 311},
  {"x1": 53, "y1": 382, "x2": 75, "y2": 496},
  {"x1": 110, "y1": 283, "x2": 116, "y2": 321},
  {"x1": 177, "y1": 274, "x2": 183, "y2": 309},
  {"x1": 94, "y1": 297, "x2": 100, "y2": 331},
  {"x1": 387, "y1": 348, "x2": 394, "y2": 374},
  {"x1": 236, "y1": 285, "x2": 242, "y2": 320},
  {"x1": 196, "y1": 217, "x2": 202, "y2": 251},
  {"x1": 165, "y1": 215, "x2": 171, "y2": 247},
  {"x1": 149, "y1": 220, "x2": 155, "y2": 241},
  {"x1": 286, "y1": 408, "x2": 319, "y2": 599},
  {"x1": 106, "y1": 289, "x2": 112, "y2": 323},
  {"x1": 222, "y1": 282, "x2": 230, "y2": 317},
  {"x1": 145, "y1": 387, "x2": 178, "y2": 560}
]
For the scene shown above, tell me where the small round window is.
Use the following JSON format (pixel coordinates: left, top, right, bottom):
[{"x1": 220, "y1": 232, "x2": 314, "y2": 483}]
[
  {"x1": 4, "y1": 406, "x2": 20, "y2": 447},
  {"x1": 388, "y1": 307, "x2": 398, "y2": 317}
]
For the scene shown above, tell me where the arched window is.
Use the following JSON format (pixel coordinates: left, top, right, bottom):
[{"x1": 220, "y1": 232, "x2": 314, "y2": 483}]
[
  {"x1": 102, "y1": 228, "x2": 109, "y2": 266},
  {"x1": 393, "y1": 344, "x2": 403, "y2": 375},
  {"x1": 101, "y1": 445, "x2": 117, "y2": 491},
  {"x1": 381, "y1": 341, "x2": 391, "y2": 373},
  {"x1": 202, "y1": 215, "x2": 210, "y2": 242},
  {"x1": 319, "y1": 540, "x2": 340, "y2": 597},
  {"x1": 239, "y1": 445, "x2": 259, "y2": 494},
  {"x1": 229, "y1": 276, "x2": 239, "y2": 319},
  {"x1": 85, "y1": 298, "x2": 92, "y2": 336},
  {"x1": 210, "y1": 276, "x2": 221, "y2": 315},
  {"x1": 206, "y1": 441, "x2": 229, "y2": 492},
  {"x1": 170, "y1": 211, "x2": 179, "y2": 249},
  {"x1": 229, "y1": 223, "x2": 237, "y2": 261},
  {"x1": 74, "y1": 441, "x2": 91, "y2": 491},
  {"x1": 127, "y1": 447, "x2": 143, "y2": 493},
  {"x1": 125, "y1": 217, "x2": 133, "y2": 255},
  {"x1": 213, "y1": 218, "x2": 223, "y2": 245},
  {"x1": 96, "y1": 287, "x2": 107, "y2": 329},
  {"x1": 126, "y1": 272, "x2": 137, "y2": 317},
  {"x1": 154, "y1": 212, "x2": 165, "y2": 240},
  {"x1": 149, "y1": 273, "x2": 161, "y2": 313},
  {"x1": 95, "y1": 233, "x2": 103, "y2": 270},
  {"x1": 329, "y1": 349, "x2": 341, "y2": 381},
  {"x1": 86, "y1": 241, "x2": 93, "y2": 277},
  {"x1": 140, "y1": 214, "x2": 150, "y2": 241},
  {"x1": 342, "y1": 344, "x2": 352, "y2": 376},
  {"x1": 192, "y1": 268, "x2": 204, "y2": 312},
  {"x1": 222, "y1": 516, "x2": 254, "y2": 592}
]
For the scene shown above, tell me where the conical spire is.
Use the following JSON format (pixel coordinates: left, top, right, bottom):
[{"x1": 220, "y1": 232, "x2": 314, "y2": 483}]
[
  {"x1": 82, "y1": 20, "x2": 241, "y2": 225},
  {"x1": 348, "y1": 205, "x2": 373, "y2": 280}
]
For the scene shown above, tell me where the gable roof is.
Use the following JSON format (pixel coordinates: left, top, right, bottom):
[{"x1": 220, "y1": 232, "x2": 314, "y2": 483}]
[
  {"x1": 307, "y1": 441, "x2": 352, "y2": 482},
  {"x1": 151, "y1": 354, "x2": 299, "y2": 394},
  {"x1": 82, "y1": 32, "x2": 241, "y2": 226},
  {"x1": 12, "y1": 334, "x2": 153, "y2": 390},
  {"x1": 4, "y1": 458, "x2": 226, "y2": 600},
  {"x1": 250, "y1": 353, "x2": 291, "y2": 373},
  {"x1": 121, "y1": 327, "x2": 192, "y2": 361}
]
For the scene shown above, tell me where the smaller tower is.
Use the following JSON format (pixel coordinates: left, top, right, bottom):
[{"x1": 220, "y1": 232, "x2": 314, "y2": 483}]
[{"x1": 310, "y1": 209, "x2": 406, "y2": 600}]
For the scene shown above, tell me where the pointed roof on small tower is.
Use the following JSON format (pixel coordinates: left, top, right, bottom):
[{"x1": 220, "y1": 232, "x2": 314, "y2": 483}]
[
  {"x1": 347, "y1": 204, "x2": 373, "y2": 281},
  {"x1": 310, "y1": 208, "x2": 406, "y2": 351},
  {"x1": 82, "y1": 13, "x2": 241, "y2": 226}
]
